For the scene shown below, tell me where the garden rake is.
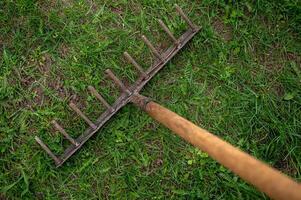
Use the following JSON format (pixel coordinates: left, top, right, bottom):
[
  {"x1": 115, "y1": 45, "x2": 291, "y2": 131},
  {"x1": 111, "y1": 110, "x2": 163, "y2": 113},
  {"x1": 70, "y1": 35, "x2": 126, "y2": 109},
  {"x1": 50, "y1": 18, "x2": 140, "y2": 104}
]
[{"x1": 35, "y1": 5, "x2": 301, "y2": 200}]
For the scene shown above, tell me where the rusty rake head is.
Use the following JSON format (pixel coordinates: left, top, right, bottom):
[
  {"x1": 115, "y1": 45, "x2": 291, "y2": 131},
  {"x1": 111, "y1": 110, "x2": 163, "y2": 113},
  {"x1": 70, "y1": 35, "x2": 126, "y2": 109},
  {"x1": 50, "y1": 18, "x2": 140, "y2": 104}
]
[{"x1": 35, "y1": 4, "x2": 201, "y2": 167}]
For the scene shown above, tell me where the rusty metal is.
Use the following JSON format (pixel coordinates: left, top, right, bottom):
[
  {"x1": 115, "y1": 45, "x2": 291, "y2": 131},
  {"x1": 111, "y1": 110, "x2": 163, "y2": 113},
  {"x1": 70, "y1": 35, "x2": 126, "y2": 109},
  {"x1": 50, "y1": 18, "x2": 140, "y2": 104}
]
[
  {"x1": 88, "y1": 86, "x2": 114, "y2": 112},
  {"x1": 52, "y1": 120, "x2": 79, "y2": 146},
  {"x1": 69, "y1": 102, "x2": 97, "y2": 129},
  {"x1": 175, "y1": 4, "x2": 197, "y2": 31},
  {"x1": 35, "y1": 136, "x2": 62, "y2": 165},
  {"x1": 141, "y1": 35, "x2": 163, "y2": 61},
  {"x1": 158, "y1": 19, "x2": 179, "y2": 45},
  {"x1": 123, "y1": 52, "x2": 146, "y2": 77},
  {"x1": 105, "y1": 69, "x2": 131, "y2": 95},
  {"x1": 35, "y1": 4, "x2": 200, "y2": 167}
]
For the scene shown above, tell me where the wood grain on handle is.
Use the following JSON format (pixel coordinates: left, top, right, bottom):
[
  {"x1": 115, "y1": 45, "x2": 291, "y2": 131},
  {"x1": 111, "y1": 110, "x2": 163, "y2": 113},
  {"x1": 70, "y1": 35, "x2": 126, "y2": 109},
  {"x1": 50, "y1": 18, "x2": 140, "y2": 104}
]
[{"x1": 133, "y1": 95, "x2": 301, "y2": 200}]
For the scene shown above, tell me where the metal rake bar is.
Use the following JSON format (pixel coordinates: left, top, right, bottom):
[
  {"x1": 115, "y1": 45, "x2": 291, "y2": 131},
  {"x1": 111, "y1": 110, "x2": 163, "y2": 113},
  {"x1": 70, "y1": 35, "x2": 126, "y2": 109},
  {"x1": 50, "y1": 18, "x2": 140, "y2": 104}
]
[{"x1": 35, "y1": 4, "x2": 201, "y2": 167}]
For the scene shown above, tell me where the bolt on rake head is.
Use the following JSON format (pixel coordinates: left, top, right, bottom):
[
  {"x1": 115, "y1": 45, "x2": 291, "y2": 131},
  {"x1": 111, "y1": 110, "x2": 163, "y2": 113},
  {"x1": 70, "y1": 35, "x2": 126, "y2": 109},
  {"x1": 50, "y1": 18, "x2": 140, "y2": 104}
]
[{"x1": 35, "y1": 4, "x2": 201, "y2": 167}]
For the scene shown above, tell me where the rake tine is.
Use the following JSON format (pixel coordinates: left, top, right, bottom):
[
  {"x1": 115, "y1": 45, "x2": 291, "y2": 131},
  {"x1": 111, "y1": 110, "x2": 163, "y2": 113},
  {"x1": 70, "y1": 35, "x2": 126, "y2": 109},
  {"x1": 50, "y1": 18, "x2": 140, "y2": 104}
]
[
  {"x1": 35, "y1": 136, "x2": 62, "y2": 165},
  {"x1": 51, "y1": 120, "x2": 79, "y2": 146},
  {"x1": 123, "y1": 52, "x2": 146, "y2": 77},
  {"x1": 88, "y1": 86, "x2": 114, "y2": 112},
  {"x1": 175, "y1": 4, "x2": 197, "y2": 31},
  {"x1": 69, "y1": 102, "x2": 97, "y2": 129},
  {"x1": 158, "y1": 19, "x2": 179, "y2": 45},
  {"x1": 105, "y1": 69, "x2": 131, "y2": 95},
  {"x1": 141, "y1": 35, "x2": 163, "y2": 61}
]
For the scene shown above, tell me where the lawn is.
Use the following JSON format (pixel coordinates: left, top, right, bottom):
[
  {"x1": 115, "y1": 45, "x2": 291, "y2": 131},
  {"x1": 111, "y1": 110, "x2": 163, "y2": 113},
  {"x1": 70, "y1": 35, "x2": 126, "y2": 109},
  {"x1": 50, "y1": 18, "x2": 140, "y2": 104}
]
[{"x1": 1, "y1": 0, "x2": 301, "y2": 199}]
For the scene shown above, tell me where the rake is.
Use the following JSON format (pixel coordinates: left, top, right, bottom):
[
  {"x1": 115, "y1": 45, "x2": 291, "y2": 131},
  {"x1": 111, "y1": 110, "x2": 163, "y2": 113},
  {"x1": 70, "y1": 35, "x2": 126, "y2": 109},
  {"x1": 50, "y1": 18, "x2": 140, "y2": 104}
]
[{"x1": 35, "y1": 5, "x2": 301, "y2": 200}]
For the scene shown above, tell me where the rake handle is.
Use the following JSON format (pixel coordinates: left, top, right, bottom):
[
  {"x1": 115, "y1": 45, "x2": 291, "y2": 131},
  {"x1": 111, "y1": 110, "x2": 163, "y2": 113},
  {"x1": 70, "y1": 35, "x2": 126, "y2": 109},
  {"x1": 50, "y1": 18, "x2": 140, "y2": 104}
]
[{"x1": 132, "y1": 94, "x2": 301, "y2": 200}]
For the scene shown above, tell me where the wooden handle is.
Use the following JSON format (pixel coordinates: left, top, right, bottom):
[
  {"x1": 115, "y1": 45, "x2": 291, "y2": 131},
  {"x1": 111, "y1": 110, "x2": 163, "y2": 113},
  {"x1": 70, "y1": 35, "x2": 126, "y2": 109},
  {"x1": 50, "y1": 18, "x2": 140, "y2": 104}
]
[{"x1": 131, "y1": 95, "x2": 301, "y2": 200}]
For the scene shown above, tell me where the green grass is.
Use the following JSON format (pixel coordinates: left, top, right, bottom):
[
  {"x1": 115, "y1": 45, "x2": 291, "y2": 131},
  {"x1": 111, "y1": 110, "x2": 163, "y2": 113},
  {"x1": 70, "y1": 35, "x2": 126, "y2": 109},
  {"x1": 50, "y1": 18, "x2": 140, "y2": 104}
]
[{"x1": 1, "y1": 0, "x2": 301, "y2": 199}]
